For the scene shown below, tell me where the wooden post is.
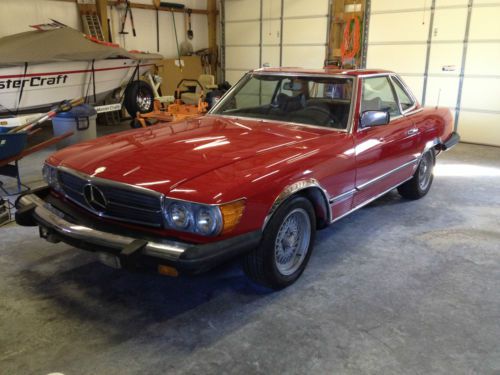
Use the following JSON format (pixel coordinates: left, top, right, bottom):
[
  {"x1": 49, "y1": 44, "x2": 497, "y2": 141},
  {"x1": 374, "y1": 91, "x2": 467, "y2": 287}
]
[
  {"x1": 96, "y1": 0, "x2": 109, "y2": 42},
  {"x1": 207, "y1": 0, "x2": 217, "y2": 80}
]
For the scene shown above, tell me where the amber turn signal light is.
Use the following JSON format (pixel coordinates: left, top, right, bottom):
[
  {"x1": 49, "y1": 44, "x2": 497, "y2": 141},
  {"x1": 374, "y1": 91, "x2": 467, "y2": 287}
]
[
  {"x1": 158, "y1": 265, "x2": 179, "y2": 277},
  {"x1": 220, "y1": 199, "x2": 246, "y2": 234}
]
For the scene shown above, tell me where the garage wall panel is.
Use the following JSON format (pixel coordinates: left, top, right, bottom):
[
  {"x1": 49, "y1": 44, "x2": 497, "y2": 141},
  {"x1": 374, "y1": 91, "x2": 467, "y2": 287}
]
[
  {"x1": 224, "y1": 0, "x2": 328, "y2": 83},
  {"x1": 262, "y1": 46, "x2": 280, "y2": 67},
  {"x1": 468, "y1": 6, "x2": 500, "y2": 40},
  {"x1": 283, "y1": 0, "x2": 329, "y2": 17},
  {"x1": 226, "y1": 46, "x2": 260, "y2": 70},
  {"x1": 427, "y1": 44, "x2": 463, "y2": 74},
  {"x1": 369, "y1": 12, "x2": 430, "y2": 42},
  {"x1": 425, "y1": 77, "x2": 461, "y2": 108},
  {"x1": 458, "y1": 112, "x2": 500, "y2": 146},
  {"x1": 371, "y1": 0, "x2": 427, "y2": 12},
  {"x1": 225, "y1": 0, "x2": 260, "y2": 21},
  {"x1": 432, "y1": 8, "x2": 467, "y2": 41},
  {"x1": 282, "y1": 46, "x2": 326, "y2": 68},
  {"x1": 367, "y1": 45, "x2": 427, "y2": 74},
  {"x1": 226, "y1": 21, "x2": 260, "y2": 45},
  {"x1": 465, "y1": 43, "x2": 500, "y2": 76},
  {"x1": 283, "y1": 18, "x2": 327, "y2": 45},
  {"x1": 461, "y1": 78, "x2": 500, "y2": 112},
  {"x1": 368, "y1": 0, "x2": 500, "y2": 146}
]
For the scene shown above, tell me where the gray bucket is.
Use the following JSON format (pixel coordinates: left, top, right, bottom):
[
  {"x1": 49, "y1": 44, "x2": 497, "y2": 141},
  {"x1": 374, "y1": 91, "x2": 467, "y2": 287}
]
[{"x1": 52, "y1": 104, "x2": 97, "y2": 149}]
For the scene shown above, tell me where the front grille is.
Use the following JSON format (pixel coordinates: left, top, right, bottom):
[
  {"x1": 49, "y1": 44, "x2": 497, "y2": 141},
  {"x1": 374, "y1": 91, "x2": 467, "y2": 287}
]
[{"x1": 58, "y1": 169, "x2": 163, "y2": 227}]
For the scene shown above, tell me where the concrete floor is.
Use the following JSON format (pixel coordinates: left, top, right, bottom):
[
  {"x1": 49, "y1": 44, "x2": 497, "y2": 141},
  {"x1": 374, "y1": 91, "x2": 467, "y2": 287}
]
[{"x1": 1, "y1": 128, "x2": 499, "y2": 374}]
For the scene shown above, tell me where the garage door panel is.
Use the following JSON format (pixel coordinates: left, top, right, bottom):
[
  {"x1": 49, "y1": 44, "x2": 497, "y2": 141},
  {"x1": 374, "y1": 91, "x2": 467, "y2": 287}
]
[
  {"x1": 432, "y1": 8, "x2": 467, "y2": 41},
  {"x1": 369, "y1": 12, "x2": 430, "y2": 42},
  {"x1": 262, "y1": 20, "x2": 281, "y2": 45},
  {"x1": 226, "y1": 47, "x2": 260, "y2": 70},
  {"x1": 226, "y1": 21, "x2": 260, "y2": 45},
  {"x1": 461, "y1": 78, "x2": 500, "y2": 111},
  {"x1": 435, "y1": 0, "x2": 468, "y2": 6},
  {"x1": 458, "y1": 111, "x2": 500, "y2": 146},
  {"x1": 425, "y1": 77, "x2": 460, "y2": 109},
  {"x1": 465, "y1": 43, "x2": 500, "y2": 76},
  {"x1": 226, "y1": 70, "x2": 247, "y2": 86},
  {"x1": 371, "y1": 0, "x2": 427, "y2": 12},
  {"x1": 282, "y1": 46, "x2": 325, "y2": 68},
  {"x1": 469, "y1": 6, "x2": 500, "y2": 40},
  {"x1": 225, "y1": 0, "x2": 260, "y2": 21},
  {"x1": 283, "y1": 0, "x2": 329, "y2": 17},
  {"x1": 367, "y1": 45, "x2": 427, "y2": 74},
  {"x1": 262, "y1": 0, "x2": 281, "y2": 19},
  {"x1": 262, "y1": 46, "x2": 280, "y2": 67},
  {"x1": 283, "y1": 18, "x2": 327, "y2": 44},
  {"x1": 428, "y1": 43, "x2": 463, "y2": 75}
]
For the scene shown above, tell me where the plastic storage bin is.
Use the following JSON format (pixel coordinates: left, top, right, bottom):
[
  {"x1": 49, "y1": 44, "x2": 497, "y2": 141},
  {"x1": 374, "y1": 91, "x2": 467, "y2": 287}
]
[
  {"x1": 0, "y1": 127, "x2": 28, "y2": 160},
  {"x1": 52, "y1": 104, "x2": 97, "y2": 150}
]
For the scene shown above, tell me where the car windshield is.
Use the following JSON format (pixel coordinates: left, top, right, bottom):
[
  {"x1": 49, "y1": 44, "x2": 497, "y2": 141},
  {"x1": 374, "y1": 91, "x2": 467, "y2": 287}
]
[{"x1": 210, "y1": 73, "x2": 354, "y2": 130}]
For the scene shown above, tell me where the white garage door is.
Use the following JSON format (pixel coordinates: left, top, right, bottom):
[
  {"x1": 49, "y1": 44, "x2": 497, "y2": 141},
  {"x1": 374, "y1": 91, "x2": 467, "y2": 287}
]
[
  {"x1": 366, "y1": 0, "x2": 500, "y2": 146},
  {"x1": 224, "y1": 0, "x2": 329, "y2": 85}
]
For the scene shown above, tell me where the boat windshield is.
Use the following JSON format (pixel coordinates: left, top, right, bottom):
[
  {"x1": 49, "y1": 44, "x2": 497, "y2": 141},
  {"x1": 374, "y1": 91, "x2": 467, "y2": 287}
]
[{"x1": 210, "y1": 73, "x2": 354, "y2": 130}]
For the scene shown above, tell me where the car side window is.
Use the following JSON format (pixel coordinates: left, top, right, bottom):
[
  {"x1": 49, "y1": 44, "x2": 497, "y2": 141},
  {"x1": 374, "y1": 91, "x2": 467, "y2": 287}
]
[
  {"x1": 391, "y1": 77, "x2": 415, "y2": 111},
  {"x1": 360, "y1": 76, "x2": 400, "y2": 119}
]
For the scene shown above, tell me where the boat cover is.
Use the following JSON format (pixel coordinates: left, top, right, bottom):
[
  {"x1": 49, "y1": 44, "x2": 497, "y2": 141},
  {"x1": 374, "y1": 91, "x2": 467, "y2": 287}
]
[{"x1": 0, "y1": 27, "x2": 162, "y2": 67}]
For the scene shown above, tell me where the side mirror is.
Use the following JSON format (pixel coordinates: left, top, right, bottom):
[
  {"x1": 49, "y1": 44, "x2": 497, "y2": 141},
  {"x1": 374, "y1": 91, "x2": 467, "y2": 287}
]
[{"x1": 360, "y1": 110, "x2": 390, "y2": 128}]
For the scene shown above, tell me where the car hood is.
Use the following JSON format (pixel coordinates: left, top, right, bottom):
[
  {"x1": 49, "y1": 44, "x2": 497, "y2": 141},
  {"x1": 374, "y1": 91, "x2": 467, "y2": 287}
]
[{"x1": 48, "y1": 115, "x2": 333, "y2": 195}]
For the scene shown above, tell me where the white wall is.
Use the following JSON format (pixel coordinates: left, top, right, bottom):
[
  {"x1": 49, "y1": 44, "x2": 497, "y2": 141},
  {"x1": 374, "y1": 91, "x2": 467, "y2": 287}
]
[
  {"x1": 367, "y1": 0, "x2": 500, "y2": 147},
  {"x1": 224, "y1": 0, "x2": 329, "y2": 84},
  {"x1": 0, "y1": 0, "x2": 210, "y2": 59}
]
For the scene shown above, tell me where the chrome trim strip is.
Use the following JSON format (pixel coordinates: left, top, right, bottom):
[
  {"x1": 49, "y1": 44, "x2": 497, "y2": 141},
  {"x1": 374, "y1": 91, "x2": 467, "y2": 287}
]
[
  {"x1": 19, "y1": 194, "x2": 186, "y2": 261},
  {"x1": 356, "y1": 158, "x2": 418, "y2": 191},
  {"x1": 58, "y1": 166, "x2": 163, "y2": 198},
  {"x1": 329, "y1": 188, "x2": 357, "y2": 204},
  {"x1": 330, "y1": 175, "x2": 413, "y2": 224},
  {"x1": 263, "y1": 178, "x2": 331, "y2": 228}
]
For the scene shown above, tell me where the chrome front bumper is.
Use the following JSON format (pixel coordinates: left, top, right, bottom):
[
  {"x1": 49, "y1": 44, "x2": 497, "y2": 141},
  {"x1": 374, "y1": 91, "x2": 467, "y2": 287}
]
[
  {"x1": 15, "y1": 189, "x2": 262, "y2": 272},
  {"x1": 17, "y1": 193, "x2": 188, "y2": 261}
]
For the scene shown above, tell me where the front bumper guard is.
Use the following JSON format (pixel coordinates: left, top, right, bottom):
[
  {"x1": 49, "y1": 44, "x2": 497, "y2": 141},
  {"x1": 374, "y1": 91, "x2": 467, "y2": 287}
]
[{"x1": 15, "y1": 191, "x2": 261, "y2": 272}]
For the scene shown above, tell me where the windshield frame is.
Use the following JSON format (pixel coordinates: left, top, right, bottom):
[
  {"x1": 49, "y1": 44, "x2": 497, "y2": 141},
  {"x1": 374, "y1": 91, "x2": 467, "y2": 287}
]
[{"x1": 208, "y1": 71, "x2": 357, "y2": 133}]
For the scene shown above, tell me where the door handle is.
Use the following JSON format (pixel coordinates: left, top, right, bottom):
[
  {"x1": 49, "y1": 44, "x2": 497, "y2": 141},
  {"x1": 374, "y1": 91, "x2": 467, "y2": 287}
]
[{"x1": 407, "y1": 128, "x2": 419, "y2": 136}]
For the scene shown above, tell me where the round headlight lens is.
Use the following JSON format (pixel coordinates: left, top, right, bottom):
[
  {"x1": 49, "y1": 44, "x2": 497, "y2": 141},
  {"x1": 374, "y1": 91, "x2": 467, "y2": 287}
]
[
  {"x1": 168, "y1": 203, "x2": 191, "y2": 229},
  {"x1": 195, "y1": 207, "x2": 217, "y2": 235}
]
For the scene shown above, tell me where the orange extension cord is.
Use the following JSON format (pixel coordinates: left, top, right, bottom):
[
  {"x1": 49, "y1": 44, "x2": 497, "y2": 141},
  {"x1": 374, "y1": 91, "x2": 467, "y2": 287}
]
[{"x1": 341, "y1": 15, "x2": 361, "y2": 59}]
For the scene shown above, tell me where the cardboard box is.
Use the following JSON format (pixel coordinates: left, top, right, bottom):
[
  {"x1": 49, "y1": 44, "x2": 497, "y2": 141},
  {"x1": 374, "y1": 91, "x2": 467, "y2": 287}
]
[{"x1": 156, "y1": 56, "x2": 204, "y2": 96}]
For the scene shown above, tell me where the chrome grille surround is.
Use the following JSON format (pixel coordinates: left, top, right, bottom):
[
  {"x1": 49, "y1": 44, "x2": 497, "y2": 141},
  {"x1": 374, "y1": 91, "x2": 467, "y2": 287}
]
[{"x1": 57, "y1": 166, "x2": 164, "y2": 227}]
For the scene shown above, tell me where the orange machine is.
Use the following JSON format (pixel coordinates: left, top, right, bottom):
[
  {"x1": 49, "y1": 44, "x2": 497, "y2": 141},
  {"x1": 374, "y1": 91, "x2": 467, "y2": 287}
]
[{"x1": 131, "y1": 79, "x2": 209, "y2": 128}]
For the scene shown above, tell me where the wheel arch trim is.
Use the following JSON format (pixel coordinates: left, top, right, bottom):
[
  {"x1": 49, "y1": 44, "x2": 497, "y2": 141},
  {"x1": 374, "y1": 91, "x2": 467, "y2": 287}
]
[{"x1": 263, "y1": 179, "x2": 331, "y2": 230}]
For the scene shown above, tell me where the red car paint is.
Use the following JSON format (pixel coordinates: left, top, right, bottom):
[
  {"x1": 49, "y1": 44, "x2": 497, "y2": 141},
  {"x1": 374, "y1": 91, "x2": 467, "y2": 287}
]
[{"x1": 46, "y1": 68, "x2": 454, "y2": 243}]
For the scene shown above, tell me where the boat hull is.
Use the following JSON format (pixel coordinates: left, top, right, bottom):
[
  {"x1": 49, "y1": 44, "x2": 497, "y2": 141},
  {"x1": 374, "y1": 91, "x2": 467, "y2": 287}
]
[{"x1": 0, "y1": 59, "x2": 155, "y2": 113}]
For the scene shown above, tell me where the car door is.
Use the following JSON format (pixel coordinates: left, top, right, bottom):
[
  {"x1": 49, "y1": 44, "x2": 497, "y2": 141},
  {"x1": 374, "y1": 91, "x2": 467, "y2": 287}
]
[{"x1": 353, "y1": 75, "x2": 418, "y2": 206}]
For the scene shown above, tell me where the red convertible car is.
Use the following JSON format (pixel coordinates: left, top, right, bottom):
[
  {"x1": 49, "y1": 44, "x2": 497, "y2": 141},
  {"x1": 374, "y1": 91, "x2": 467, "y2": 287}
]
[{"x1": 16, "y1": 67, "x2": 459, "y2": 289}]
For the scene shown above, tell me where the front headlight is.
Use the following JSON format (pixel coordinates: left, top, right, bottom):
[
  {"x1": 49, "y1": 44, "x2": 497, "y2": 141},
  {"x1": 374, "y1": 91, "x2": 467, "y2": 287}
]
[
  {"x1": 163, "y1": 199, "x2": 229, "y2": 236},
  {"x1": 168, "y1": 202, "x2": 192, "y2": 229},
  {"x1": 42, "y1": 163, "x2": 62, "y2": 192}
]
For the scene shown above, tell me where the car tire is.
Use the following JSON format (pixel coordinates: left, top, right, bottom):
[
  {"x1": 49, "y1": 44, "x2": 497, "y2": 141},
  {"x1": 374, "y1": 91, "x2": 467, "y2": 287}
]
[
  {"x1": 242, "y1": 196, "x2": 316, "y2": 289},
  {"x1": 397, "y1": 150, "x2": 435, "y2": 200},
  {"x1": 123, "y1": 80, "x2": 154, "y2": 116}
]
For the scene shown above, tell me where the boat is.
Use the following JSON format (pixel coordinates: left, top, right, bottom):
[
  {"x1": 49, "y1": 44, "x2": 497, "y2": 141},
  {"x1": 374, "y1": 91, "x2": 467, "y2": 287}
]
[{"x1": 0, "y1": 27, "x2": 162, "y2": 115}]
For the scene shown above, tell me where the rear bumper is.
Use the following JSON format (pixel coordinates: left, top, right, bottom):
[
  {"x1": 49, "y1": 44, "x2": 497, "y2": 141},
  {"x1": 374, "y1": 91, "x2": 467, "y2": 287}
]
[
  {"x1": 441, "y1": 132, "x2": 460, "y2": 151},
  {"x1": 15, "y1": 187, "x2": 261, "y2": 273}
]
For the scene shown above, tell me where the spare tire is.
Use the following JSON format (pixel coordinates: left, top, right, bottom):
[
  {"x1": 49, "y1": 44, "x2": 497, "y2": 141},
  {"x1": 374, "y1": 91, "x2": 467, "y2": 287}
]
[{"x1": 123, "y1": 80, "x2": 154, "y2": 116}]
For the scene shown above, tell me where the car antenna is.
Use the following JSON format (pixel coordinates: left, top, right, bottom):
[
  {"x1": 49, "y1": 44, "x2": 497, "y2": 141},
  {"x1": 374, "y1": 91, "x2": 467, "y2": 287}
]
[{"x1": 435, "y1": 88, "x2": 441, "y2": 109}]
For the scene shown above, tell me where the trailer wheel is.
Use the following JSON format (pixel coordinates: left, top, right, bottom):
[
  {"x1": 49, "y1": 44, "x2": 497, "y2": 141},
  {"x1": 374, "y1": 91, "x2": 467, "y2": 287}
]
[{"x1": 123, "y1": 80, "x2": 154, "y2": 116}]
